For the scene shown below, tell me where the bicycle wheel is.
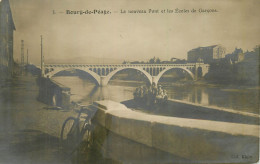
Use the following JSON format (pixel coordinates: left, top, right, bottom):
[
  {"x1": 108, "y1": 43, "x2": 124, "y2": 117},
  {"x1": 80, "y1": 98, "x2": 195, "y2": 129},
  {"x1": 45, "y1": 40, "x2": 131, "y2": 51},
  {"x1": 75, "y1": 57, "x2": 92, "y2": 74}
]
[
  {"x1": 79, "y1": 123, "x2": 93, "y2": 152},
  {"x1": 82, "y1": 123, "x2": 93, "y2": 139},
  {"x1": 81, "y1": 115, "x2": 94, "y2": 144},
  {"x1": 60, "y1": 117, "x2": 80, "y2": 150}
]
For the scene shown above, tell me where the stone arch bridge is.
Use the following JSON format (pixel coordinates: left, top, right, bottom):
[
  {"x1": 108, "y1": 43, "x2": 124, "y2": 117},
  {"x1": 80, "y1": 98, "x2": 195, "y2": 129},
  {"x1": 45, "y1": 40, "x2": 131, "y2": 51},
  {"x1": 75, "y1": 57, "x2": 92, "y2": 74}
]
[{"x1": 43, "y1": 63, "x2": 209, "y2": 86}]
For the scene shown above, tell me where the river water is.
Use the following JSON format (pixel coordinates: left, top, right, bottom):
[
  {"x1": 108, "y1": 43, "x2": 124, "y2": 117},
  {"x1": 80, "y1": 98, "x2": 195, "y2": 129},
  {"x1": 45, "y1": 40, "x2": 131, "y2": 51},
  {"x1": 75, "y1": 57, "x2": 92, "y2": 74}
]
[{"x1": 53, "y1": 76, "x2": 259, "y2": 114}]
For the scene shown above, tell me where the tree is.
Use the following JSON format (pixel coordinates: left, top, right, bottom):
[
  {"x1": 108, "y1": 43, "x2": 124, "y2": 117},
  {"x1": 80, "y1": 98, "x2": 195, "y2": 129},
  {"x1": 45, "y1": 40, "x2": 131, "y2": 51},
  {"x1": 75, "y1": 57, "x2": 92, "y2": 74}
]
[
  {"x1": 155, "y1": 58, "x2": 161, "y2": 64},
  {"x1": 205, "y1": 46, "x2": 259, "y2": 86},
  {"x1": 205, "y1": 59, "x2": 235, "y2": 84},
  {"x1": 149, "y1": 57, "x2": 156, "y2": 64}
]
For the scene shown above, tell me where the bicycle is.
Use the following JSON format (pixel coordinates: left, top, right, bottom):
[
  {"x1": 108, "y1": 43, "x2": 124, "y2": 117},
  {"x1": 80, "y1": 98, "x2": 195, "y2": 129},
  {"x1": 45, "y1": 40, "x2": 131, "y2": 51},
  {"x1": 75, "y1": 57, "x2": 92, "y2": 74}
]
[{"x1": 60, "y1": 105, "x2": 97, "y2": 154}]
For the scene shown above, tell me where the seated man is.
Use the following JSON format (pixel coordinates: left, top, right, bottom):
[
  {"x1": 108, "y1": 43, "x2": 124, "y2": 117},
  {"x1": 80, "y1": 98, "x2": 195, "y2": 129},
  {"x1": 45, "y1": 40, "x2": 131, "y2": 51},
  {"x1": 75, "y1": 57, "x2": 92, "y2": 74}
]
[
  {"x1": 162, "y1": 89, "x2": 168, "y2": 103},
  {"x1": 133, "y1": 88, "x2": 139, "y2": 100},
  {"x1": 155, "y1": 85, "x2": 164, "y2": 103}
]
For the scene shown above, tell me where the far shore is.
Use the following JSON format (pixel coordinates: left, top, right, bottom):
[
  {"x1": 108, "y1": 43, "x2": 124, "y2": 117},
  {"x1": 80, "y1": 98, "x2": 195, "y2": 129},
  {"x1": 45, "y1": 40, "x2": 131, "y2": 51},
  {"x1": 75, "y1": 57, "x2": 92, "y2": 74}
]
[{"x1": 109, "y1": 78, "x2": 260, "y2": 90}]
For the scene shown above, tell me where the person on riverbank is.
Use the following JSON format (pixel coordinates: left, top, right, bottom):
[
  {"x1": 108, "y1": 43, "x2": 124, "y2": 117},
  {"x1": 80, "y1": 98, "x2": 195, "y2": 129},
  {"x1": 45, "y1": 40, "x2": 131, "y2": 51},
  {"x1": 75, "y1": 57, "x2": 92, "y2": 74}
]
[
  {"x1": 151, "y1": 82, "x2": 157, "y2": 104},
  {"x1": 163, "y1": 89, "x2": 168, "y2": 101},
  {"x1": 142, "y1": 85, "x2": 148, "y2": 103},
  {"x1": 139, "y1": 86, "x2": 144, "y2": 102},
  {"x1": 134, "y1": 83, "x2": 168, "y2": 106},
  {"x1": 155, "y1": 85, "x2": 163, "y2": 103},
  {"x1": 133, "y1": 87, "x2": 139, "y2": 101},
  {"x1": 146, "y1": 85, "x2": 153, "y2": 106}
]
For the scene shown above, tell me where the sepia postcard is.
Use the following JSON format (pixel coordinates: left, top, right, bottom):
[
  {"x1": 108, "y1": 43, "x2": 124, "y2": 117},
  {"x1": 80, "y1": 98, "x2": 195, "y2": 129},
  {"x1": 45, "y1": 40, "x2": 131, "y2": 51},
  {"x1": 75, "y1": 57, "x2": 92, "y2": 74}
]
[{"x1": 0, "y1": 0, "x2": 259, "y2": 163}]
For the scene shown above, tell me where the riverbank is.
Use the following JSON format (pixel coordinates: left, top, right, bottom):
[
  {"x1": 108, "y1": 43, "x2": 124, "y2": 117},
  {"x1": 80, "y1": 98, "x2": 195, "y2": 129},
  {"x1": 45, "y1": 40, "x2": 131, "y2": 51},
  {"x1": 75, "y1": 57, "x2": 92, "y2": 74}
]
[
  {"x1": 1, "y1": 74, "x2": 258, "y2": 163},
  {"x1": 159, "y1": 80, "x2": 260, "y2": 90},
  {"x1": 0, "y1": 74, "x2": 77, "y2": 164},
  {"x1": 109, "y1": 78, "x2": 260, "y2": 90},
  {"x1": 121, "y1": 99, "x2": 259, "y2": 125},
  {"x1": 52, "y1": 76, "x2": 259, "y2": 115}
]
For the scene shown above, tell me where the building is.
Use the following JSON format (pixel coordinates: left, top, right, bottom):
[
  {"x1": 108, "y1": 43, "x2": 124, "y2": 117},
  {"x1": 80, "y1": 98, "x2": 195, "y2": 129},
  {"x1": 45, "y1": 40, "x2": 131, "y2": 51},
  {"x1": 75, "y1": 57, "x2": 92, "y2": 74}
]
[
  {"x1": 225, "y1": 48, "x2": 244, "y2": 64},
  {"x1": 170, "y1": 57, "x2": 177, "y2": 62},
  {"x1": 0, "y1": 0, "x2": 16, "y2": 79},
  {"x1": 187, "y1": 45, "x2": 226, "y2": 63}
]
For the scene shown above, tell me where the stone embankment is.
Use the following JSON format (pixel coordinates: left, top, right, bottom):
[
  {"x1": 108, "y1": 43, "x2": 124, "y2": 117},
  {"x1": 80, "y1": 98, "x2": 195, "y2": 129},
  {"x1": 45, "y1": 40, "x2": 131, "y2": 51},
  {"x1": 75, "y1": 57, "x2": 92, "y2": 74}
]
[{"x1": 90, "y1": 100, "x2": 259, "y2": 163}]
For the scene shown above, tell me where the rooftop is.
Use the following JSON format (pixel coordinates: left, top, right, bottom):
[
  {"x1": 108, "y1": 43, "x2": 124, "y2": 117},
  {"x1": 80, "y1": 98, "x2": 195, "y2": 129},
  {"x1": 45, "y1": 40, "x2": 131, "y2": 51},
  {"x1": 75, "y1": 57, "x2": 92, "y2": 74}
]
[{"x1": 189, "y1": 45, "x2": 223, "y2": 52}]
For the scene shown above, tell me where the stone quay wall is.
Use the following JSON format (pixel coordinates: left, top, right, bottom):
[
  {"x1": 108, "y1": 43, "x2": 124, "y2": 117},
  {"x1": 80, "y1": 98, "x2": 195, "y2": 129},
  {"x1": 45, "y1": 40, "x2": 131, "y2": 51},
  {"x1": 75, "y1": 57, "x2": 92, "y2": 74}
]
[{"x1": 90, "y1": 100, "x2": 259, "y2": 163}]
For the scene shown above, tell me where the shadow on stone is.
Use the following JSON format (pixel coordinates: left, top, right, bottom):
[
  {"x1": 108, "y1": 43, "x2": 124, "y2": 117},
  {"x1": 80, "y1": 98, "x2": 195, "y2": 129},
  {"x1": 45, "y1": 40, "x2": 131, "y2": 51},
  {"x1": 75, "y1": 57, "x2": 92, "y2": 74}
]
[{"x1": 121, "y1": 99, "x2": 259, "y2": 125}]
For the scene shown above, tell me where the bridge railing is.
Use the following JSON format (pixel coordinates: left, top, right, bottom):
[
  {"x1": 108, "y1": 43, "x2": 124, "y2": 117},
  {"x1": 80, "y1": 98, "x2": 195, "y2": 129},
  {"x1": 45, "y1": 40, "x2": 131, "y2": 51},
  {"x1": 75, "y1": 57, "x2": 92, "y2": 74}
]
[{"x1": 44, "y1": 63, "x2": 206, "y2": 68}]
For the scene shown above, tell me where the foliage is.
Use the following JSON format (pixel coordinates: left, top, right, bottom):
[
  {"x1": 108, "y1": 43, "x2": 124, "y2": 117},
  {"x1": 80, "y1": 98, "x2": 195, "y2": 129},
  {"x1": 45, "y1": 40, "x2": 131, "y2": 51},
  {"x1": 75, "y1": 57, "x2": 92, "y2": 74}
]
[
  {"x1": 205, "y1": 46, "x2": 259, "y2": 86},
  {"x1": 123, "y1": 57, "x2": 187, "y2": 64}
]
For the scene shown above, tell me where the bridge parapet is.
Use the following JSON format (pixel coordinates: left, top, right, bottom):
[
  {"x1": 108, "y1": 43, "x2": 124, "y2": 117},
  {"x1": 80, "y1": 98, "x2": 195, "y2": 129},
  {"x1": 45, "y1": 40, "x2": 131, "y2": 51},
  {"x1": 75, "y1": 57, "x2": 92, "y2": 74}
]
[{"x1": 44, "y1": 63, "x2": 200, "y2": 68}]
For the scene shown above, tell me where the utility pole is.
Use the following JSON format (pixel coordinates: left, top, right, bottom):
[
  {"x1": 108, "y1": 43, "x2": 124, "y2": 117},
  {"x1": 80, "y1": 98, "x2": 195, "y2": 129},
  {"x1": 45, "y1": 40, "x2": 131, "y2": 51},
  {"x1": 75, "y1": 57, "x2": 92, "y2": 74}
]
[
  {"x1": 21, "y1": 40, "x2": 24, "y2": 75},
  {"x1": 40, "y1": 35, "x2": 44, "y2": 76},
  {"x1": 27, "y1": 49, "x2": 29, "y2": 65}
]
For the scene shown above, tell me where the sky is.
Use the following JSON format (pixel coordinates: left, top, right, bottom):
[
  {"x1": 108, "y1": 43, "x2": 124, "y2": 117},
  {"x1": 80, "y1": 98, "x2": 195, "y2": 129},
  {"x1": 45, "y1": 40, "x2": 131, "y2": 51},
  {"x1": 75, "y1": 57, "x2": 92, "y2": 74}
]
[{"x1": 8, "y1": 0, "x2": 260, "y2": 65}]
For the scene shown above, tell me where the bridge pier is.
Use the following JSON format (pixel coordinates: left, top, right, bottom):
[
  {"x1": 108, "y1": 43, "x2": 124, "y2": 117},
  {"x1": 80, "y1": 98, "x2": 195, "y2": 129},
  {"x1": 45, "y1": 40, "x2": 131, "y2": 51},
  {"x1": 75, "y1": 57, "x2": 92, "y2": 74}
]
[
  {"x1": 152, "y1": 76, "x2": 158, "y2": 86},
  {"x1": 100, "y1": 76, "x2": 108, "y2": 87}
]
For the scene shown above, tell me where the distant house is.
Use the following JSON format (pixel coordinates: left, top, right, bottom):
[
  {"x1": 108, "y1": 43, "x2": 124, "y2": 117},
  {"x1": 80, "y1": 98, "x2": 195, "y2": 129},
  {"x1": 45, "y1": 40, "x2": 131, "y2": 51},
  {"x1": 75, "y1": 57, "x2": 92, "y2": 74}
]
[
  {"x1": 170, "y1": 57, "x2": 177, "y2": 62},
  {"x1": 187, "y1": 45, "x2": 226, "y2": 63},
  {"x1": 225, "y1": 48, "x2": 245, "y2": 64},
  {"x1": 0, "y1": 0, "x2": 16, "y2": 79},
  {"x1": 244, "y1": 47, "x2": 259, "y2": 61},
  {"x1": 161, "y1": 61, "x2": 171, "y2": 64}
]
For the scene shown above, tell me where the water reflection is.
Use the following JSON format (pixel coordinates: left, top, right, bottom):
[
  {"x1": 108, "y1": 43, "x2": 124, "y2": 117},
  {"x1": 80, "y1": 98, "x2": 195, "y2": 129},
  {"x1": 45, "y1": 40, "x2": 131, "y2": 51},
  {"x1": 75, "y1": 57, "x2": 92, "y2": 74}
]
[
  {"x1": 53, "y1": 76, "x2": 259, "y2": 114},
  {"x1": 163, "y1": 85, "x2": 209, "y2": 105}
]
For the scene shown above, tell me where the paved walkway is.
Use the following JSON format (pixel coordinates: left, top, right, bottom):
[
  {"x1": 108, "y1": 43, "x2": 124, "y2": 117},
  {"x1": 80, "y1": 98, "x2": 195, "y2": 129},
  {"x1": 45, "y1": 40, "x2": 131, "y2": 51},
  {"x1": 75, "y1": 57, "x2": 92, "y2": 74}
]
[{"x1": 0, "y1": 75, "x2": 77, "y2": 164}]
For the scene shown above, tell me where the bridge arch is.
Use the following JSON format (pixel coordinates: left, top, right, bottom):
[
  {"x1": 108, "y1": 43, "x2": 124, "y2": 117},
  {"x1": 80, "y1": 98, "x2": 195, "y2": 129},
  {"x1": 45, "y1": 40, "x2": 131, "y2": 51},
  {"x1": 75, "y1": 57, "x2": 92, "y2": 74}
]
[
  {"x1": 154, "y1": 67, "x2": 195, "y2": 84},
  {"x1": 45, "y1": 68, "x2": 101, "y2": 85},
  {"x1": 101, "y1": 67, "x2": 153, "y2": 86}
]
